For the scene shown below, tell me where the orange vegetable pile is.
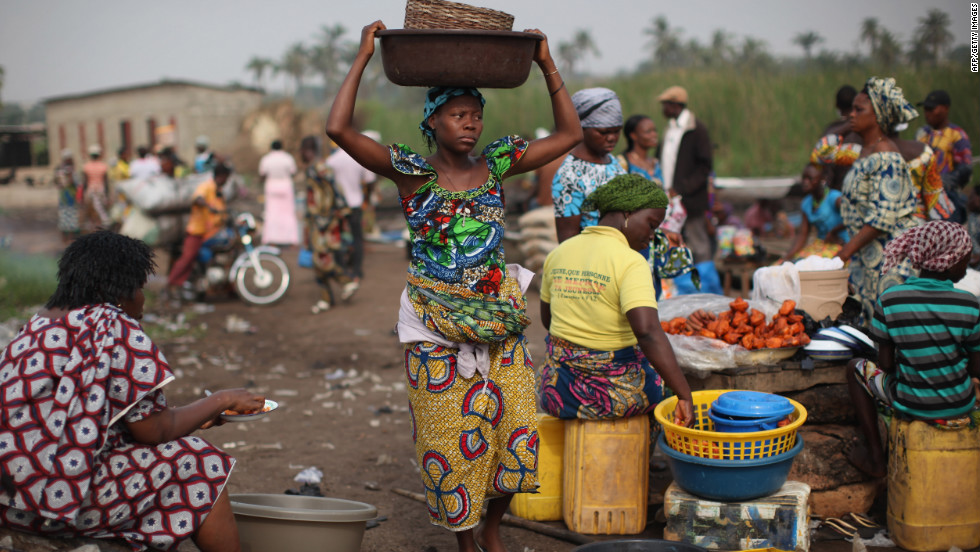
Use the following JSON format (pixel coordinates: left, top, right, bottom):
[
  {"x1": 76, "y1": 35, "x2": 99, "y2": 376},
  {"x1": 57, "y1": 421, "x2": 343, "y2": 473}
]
[{"x1": 661, "y1": 298, "x2": 811, "y2": 350}]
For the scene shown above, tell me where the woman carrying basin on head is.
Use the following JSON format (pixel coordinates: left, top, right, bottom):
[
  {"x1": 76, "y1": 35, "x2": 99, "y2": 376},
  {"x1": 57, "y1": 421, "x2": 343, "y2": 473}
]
[{"x1": 325, "y1": 20, "x2": 582, "y2": 552}]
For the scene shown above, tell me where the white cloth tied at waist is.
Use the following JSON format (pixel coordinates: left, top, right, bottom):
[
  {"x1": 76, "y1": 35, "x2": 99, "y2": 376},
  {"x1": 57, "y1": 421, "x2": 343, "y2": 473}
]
[{"x1": 396, "y1": 264, "x2": 534, "y2": 380}]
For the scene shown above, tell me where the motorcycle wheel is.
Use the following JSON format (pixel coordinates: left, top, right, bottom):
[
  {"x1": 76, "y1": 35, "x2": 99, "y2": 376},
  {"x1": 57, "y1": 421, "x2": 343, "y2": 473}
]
[{"x1": 235, "y1": 252, "x2": 290, "y2": 305}]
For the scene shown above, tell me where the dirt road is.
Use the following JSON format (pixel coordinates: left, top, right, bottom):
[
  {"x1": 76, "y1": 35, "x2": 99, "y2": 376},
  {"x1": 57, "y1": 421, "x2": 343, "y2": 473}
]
[{"x1": 1, "y1": 202, "x2": 858, "y2": 552}]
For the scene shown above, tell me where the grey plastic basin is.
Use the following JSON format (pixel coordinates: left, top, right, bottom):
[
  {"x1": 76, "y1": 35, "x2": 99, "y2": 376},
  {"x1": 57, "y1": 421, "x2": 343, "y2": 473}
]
[{"x1": 231, "y1": 494, "x2": 377, "y2": 552}]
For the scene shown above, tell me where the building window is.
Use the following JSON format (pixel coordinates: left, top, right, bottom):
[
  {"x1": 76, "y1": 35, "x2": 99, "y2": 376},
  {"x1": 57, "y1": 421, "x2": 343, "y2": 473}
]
[
  {"x1": 78, "y1": 123, "x2": 87, "y2": 156},
  {"x1": 97, "y1": 120, "x2": 105, "y2": 154},
  {"x1": 147, "y1": 118, "x2": 157, "y2": 148},
  {"x1": 120, "y1": 120, "x2": 132, "y2": 156}
]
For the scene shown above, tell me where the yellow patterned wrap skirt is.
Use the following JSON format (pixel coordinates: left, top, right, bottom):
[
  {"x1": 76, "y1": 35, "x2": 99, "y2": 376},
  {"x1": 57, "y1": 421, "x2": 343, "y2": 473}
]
[{"x1": 405, "y1": 334, "x2": 539, "y2": 531}]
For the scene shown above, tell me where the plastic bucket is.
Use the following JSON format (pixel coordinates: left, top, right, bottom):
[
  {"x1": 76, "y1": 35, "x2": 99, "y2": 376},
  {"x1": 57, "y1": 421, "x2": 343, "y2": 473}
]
[
  {"x1": 563, "y1": 416, "x2": 649, "y2": 534},
  {"x1": 510, "y1": 414, "x2": 564, "y2": 521},
  {"x1": 572, "y1": 539, "x2": 708, "y2": 552},
  {"x1": 887, "y1": 420, "x2": 980, "y2": 551},
  {"x1": 798, "y1": 269, "x2": 849, "y2": 320},
  {"x1": 231, "y1": 494, "x2": 377, "y2": 552}
]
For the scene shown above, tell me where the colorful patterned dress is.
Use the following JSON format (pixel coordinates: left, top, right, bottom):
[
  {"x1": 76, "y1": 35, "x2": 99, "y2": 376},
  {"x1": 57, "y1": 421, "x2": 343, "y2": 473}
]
[
  {"x1": 54, "y1": 162, "x2": 80, "y2": 234},
  {"x1": 391, "y1": 136, "x2": 538, "y2": 532},
  {"x1": 840, "y1": 152, "x2": 921, "y2": 323},
  {"x1": 305, "y1": 161, "x2": 354, "y2": 304},
  {"x1": 0, "y1": 305, "x2": 234, "y2": 551},
  {"x1": 552, "y1": 153, "x2": 625, "y2": 229}
]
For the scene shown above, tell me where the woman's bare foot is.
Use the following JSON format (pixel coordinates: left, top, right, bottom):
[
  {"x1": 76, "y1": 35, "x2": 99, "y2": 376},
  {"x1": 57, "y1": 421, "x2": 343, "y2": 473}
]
[
  {"x1": 845, "y1": 444, "x2": 886, "y2": 478},
  {"x1": 475, "y1": 528, "x2": 506, "y2": 552}
]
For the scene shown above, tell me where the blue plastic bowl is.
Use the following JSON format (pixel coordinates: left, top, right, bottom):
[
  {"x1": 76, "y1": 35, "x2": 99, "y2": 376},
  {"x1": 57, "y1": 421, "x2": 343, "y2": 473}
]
[
  {"x1": 707, "y1": 410, "x2": 787, "y2": 433},
  {"x1": 710, "y1": 391, "x2": 794, "y2": 419},
  {"x1": 658, "y1": 433, "x2": 804, "y2": 502}
]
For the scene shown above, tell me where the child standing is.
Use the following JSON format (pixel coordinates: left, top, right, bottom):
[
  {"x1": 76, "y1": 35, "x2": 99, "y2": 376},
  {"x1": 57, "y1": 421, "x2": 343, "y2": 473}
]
[{"x1": 846, "y1": 221, "x2": 980, "y2": 477}]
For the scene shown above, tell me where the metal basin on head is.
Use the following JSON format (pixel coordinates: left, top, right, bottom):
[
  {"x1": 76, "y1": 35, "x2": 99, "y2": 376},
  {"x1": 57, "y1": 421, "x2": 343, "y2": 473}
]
[{"x1": 377, "y1": 29, "x2": 543, "y2": 88}]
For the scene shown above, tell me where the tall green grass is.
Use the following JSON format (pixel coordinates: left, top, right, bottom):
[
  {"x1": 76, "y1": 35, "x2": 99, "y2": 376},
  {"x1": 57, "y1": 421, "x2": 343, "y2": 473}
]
[
  {"x1": 356, "y1": 67, "x2": 979, "y2": 178},
  {"x1": 0, "y1": 250, "x2": 57, "y2": 318}
]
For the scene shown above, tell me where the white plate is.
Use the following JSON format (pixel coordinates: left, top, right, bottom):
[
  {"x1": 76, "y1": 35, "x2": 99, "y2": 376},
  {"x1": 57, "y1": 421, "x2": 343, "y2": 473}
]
[
  {"x1": 807, "y1": 350, "x2": 854, "y2": 361},
  {"x1": 220, "y1": 399, "x2": 278, "y2": 423},
  {"x1": 805, "y1": 339, "x2": 850, "y2": 352},
  {"x1": 818, "y1": 327, "x2": 858, "y2": 344},
  {"x1": 838, "y1": 325, "x2": 875, "y2": 350}
]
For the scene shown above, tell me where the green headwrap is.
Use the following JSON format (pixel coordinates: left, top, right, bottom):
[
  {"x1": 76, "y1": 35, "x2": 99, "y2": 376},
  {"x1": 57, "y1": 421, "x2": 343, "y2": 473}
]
[{"x1": 584, "y1": 174, "x2": 669, "y2": 216}]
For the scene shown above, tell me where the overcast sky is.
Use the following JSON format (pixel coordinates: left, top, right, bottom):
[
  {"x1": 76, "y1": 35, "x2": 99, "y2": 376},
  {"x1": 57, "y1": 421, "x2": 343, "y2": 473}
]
[{"x1": 0, "y1": 0, "x2": 973, "y2": 104}]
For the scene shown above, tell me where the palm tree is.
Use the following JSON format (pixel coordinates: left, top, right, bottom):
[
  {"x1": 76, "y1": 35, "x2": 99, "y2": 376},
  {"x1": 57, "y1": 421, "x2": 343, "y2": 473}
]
[
  {"x1": 793, "y1": 31, "x2": 824, "y2": 63},
  {"x1": 309, "y1": 24, "x2": 350, "y2": 100},
  {"x1": 915, "y1": 8, "x2": 953, "y2": 65},
  {"x1": 644, "y1": 15, "x2": 683, "y2": 67},
  {"x1": 738, "y1": 38, "x2": 773, "y2": 72},
  {"x1": 709, "y1": 30, "x2": 735, "y2": 65},
  {"x1": 556, "y1": 29, "x2": 599, "y2": 76},
  {"x1": 860, "y1": 18, "x2": 880, "y2": 59},
  {"x1": 280, "y1": 43, "x2": 309, "y2": 97},
  {"x1": 874, "y1": 29, "x2": 903, "y2": 68},
  {"x1": 245, "y1": 56, "x2": 273, "y2": 89}
]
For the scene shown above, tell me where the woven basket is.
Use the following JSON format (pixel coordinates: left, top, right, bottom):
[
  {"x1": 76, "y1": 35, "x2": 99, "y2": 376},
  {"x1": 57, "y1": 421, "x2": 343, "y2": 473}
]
[{"x1": 404, "y1": 0, "x2": 514, "y2": 31}]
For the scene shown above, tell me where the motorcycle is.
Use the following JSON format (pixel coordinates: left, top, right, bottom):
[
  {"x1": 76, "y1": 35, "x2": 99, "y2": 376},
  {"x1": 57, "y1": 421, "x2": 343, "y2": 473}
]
[{"x1": 188, "y1": 212, "x2": 290, "y2": 305}]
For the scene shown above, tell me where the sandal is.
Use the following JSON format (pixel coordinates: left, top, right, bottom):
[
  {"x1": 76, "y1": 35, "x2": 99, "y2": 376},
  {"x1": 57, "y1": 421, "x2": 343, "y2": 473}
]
[
  {"x1": 842, "y1": 512, "x2": 881, "y2": 538},
  {"x1": 818, "y1": 518, "x2": 857, "y2": 539},
  {"x1": 844, "y1": 512, "x2": 879, "y2": 528}
]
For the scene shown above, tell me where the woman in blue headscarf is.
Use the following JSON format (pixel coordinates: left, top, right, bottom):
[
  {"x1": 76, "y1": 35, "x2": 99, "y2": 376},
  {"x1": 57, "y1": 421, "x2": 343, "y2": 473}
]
[
  {"x1": 326, "y1": 20, "x2": 582, "y2": 552},
  {"x1": 836, "y1": 76, "x2": 922, "y2": 323}
]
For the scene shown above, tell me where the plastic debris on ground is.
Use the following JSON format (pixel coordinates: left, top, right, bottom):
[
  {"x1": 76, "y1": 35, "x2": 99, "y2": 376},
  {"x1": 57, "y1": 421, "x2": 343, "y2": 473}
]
[
  {"x1": 294, "y1": 466, "x2": 323, "y2": 484},
  {"x1": 224, "y1": 314, "x2": 256, "y2": 333}
]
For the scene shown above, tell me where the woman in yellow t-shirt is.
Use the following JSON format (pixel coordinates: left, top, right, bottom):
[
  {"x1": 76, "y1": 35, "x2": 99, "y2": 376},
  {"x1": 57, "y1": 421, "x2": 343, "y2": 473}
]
[{"x1": 539, "y1": 174, "x2": 693, "y2": 425}]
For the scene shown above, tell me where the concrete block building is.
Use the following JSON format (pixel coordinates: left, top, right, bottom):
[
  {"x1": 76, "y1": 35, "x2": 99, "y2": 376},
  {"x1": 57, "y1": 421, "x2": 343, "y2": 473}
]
[{"x1": 45, "y1": 79, "x2": 262, "y2": 166}]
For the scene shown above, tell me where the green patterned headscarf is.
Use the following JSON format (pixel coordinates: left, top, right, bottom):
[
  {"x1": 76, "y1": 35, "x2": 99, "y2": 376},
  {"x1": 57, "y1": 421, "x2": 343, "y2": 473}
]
[
  {"x1": 584, "y1": 174, "x2": 669, "y2": 216},
  {"x1": 865, "y1": 76, "x2": 918, "y2": 133}
]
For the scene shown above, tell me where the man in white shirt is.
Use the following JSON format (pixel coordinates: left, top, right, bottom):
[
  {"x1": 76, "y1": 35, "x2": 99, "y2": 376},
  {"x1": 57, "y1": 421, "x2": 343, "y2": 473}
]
[
  {"x1": 128, "y1": 146, "x2": 162, "y2": 180},
  {"x1": 657, "y1": 86, "x2": 714, "y2": 264},
  {"x1": 325, "y1": 137, "x2": 378, "y2": 280}
]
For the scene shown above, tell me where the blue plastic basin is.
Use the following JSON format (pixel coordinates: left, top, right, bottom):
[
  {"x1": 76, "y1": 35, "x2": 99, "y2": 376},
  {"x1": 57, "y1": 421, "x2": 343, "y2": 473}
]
[
  {"x1": 707, "y1": 410, "x2": 786, "y2": 433},
  {"x1": 658, "y1": 433, "x2": 804, "y2": 502},
  {"x1": 711, "y1": 391, "x2": 794, "y2": 419}
]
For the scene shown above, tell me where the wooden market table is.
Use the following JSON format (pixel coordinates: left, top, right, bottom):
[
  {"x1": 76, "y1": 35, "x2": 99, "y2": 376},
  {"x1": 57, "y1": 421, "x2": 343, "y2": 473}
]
[{"x1": 685, "y1": 357, "x2": 846, "y2": 394}]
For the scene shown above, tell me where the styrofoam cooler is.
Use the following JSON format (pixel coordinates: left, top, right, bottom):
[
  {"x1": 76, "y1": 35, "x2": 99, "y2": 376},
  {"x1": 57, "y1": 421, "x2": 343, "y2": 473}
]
[{"x1": 663, "y1": 480, "x2": 811, "y2": 551}]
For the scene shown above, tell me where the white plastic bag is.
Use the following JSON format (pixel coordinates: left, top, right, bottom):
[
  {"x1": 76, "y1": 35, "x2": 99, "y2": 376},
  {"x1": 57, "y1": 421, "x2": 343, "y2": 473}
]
[
  {"x1": 118, "y1": 208, "x2": 160, "y2": 245},
  {"x1": 751, "y1": 262, "x2": 800, "y2": 305}
]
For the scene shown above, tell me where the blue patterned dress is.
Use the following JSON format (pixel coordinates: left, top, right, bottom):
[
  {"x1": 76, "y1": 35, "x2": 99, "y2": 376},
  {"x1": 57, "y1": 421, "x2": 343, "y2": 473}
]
[
  {"x1": 391, "y1": 136, "x2": 539, "y2": 531},
  {"x1": 552, "y1": 154, "x2": 625, "y2": 229},
  {"x1": 840, "y1": 152, "x2": 921, "y2": 323}
]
